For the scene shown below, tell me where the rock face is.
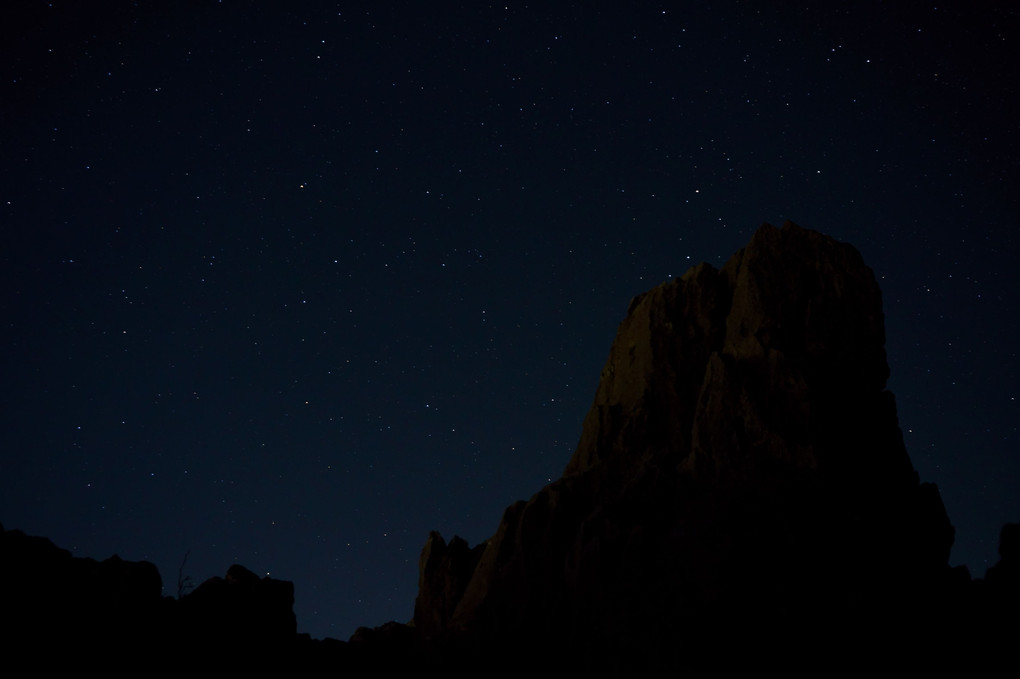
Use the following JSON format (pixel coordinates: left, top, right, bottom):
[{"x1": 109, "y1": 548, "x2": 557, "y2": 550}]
[
  {"x1": 413, "y1": 531, "x2": 486, "y2": 640},
  {"x1": 413, "y1": 222, "x2": 956, "y2": 669}
]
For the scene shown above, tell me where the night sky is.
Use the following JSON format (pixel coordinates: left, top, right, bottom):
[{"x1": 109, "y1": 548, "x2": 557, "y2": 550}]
[{"x1": 2, "y1": 2, "x2": 1017, "y2": 641}]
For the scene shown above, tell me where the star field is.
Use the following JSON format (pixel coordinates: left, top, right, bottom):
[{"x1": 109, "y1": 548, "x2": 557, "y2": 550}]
[{"x1": 1, "y1": 2, "x2": 1017, "y2": 640}]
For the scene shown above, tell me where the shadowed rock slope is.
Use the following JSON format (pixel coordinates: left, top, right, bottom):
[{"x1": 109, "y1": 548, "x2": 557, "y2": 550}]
[{"x1": 413, "y1": 222, "x2": 960, "y2": 670}]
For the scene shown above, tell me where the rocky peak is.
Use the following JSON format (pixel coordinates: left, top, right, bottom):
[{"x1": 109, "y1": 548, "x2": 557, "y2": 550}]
[
  {"x1": 566, "y1": 221, "x2": 910, "y2": 485},
  {"x1": 413, "y1": 222, "x2": 955, "y2": 670}
]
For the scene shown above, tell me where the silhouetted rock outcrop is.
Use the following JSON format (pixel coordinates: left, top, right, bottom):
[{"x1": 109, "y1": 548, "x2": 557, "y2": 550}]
[
  {"x1": 176, "y1": 563, "x2": 297, "y2": 644},
  {"x1": 413, "y1": 222, "x2": 960, "y2": 670},
  {"x1": 0, "y1": 522, "x2": 165, "y2": 652},
  {"x1": 986, "y1": 523, "x2": 1020, "y2": 590},
  {"x1": 982, "y1": 522, "x2": 1020, "y2": 621},
  {"x1": 0, "y1": 522, "x2": 304, "y2": 668},
  {"x1": 413, "y1": 531, "x2": 486, "y2": 640}
]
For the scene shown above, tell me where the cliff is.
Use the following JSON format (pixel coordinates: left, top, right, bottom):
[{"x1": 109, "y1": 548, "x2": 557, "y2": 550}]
[{"x1": 412, "y1": 222, "x2": 958, "y2": 670}]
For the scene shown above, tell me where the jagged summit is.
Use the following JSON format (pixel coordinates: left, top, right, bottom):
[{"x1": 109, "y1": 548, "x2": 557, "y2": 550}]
[
  {"x1": 569, "y1": 221, "x2": 900, "y2": 479},
  {"x1": 413, "y1": 222, "x2": 956, "y2": 670}
]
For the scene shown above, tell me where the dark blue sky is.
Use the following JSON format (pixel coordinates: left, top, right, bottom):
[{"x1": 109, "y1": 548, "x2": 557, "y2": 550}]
[{"x1": 2, "y1": 2, "x2": 1017, "y2": 640}]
